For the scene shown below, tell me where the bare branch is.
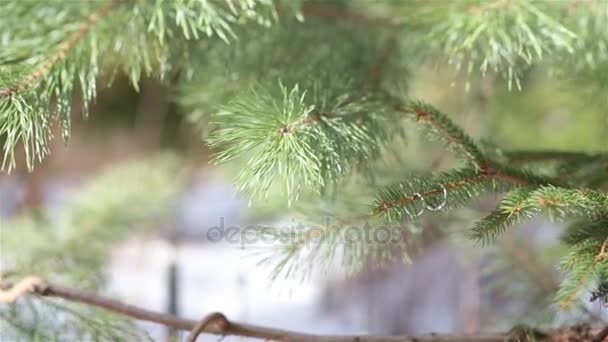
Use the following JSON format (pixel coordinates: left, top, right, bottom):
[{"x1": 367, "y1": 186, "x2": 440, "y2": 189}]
[
  {"x1": 0, "y1": 277, "x2": 533, "y2": 342},
  {"x1": 1, "y1": 277, "x2": 603, "y2": 342}
]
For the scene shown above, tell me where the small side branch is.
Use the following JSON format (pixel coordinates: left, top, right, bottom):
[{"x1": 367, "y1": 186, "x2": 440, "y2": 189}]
[
  {"x1": 560, "y1": 239, "x2": 608, "y2": 310},
  {"x1": 379, "y1": 173, "x2": 487, "y2": 212}
]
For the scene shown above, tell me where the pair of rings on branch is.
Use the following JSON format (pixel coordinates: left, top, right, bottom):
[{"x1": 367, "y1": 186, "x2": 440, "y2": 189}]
[{"x1": 400, "y1": 183, "x2": 448, "y2": 220}]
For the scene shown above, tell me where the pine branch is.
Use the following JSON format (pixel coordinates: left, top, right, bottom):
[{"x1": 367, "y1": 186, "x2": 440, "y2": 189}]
[
  {"x1": 194, "y1": 11, "x2": 412, "y2": 203},
  {"x1": 374, "y1": 165, "x2": 557, "y2": 225},
  {"x1": 556, "y1": 156, "x2": 608, "y2": 187},
  {"x1": 395, "y1": 103, "x2": 560, "y2": 187},
  {"x1": 271, "y1": 169, "x2": 506, "y2": 268},
  {"x1": 470, "y1": 188, "x2": 536, "y2": 244},
  {"x1": 472, "y1": 186, "x2": 608, "y2": 244},
  {"x1": 0, "y1": 0, "x2": 118, "y2": 99},
  {"x1": 259, "y1": 102, "x2": 566, "y2": 278},
  {"x1": 262, "y1": 211, "x2": 406, "y2": 280},
  {"x1": 0, "y1": 0, "x2": 118, "y2": 171},
  {"x1": 556, "y1": 239, "x2": 608, "y2": 310},
  {"x1": 530, "y1": 186, "x2": 608, "y2": 220},
  {"x1": 403, "y1": 0, "x2": 578, "y2": 89},
  {"x1": 207, "y1": 65, "x2": 404, "y2": 202},
  {"x1": 0, "y1": 0, "x2": 281, "y2": 172},
  {"x1": 374, "y1": 168, "x2": 493, "y2": 222},
  {"x1": 0, "y1": 155, "x2": 183, "y2": 339},
  {"x1": 470, "y1": 186, "x2": 608, "y2": 309}
]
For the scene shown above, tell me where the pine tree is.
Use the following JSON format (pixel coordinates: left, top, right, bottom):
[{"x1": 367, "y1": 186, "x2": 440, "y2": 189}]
[{"x1": 1, "y1": 0, "x2": 607, "y2": 341}]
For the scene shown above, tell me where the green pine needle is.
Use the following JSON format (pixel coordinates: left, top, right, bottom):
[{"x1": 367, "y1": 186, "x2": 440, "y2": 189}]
[{"x1": 208, "y1": 82, "x2": 403, "y2": 203}]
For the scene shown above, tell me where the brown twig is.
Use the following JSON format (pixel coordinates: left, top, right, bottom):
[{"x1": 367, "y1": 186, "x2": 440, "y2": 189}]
[
  {"x1": 0, "y1": 277, "x2": 539, "y2": 342},
  {"x1": 375, "y1": 165, "x2": 544, "y2": 214},
  {"x1": 0, "y1": 0, "x2": 119, "y2": 99},
  {"x1": 1, "y1": 277, "x2": 604, "y2": 341}
]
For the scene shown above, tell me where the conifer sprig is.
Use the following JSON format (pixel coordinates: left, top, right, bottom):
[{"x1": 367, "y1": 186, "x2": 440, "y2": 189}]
[
  {"x1": 389, "y1": 100, "x2": 607, "y2": 310},
  {"x1": 261, "y1": 103, "x2": 571, "y2": 280},
  {"x1": 472, "y1": 186, "x2": 608, "y2": 244},
  {"x1": 203, "y1": 18, "x2": 407, "y2": 203},
  {"x1": 374, "y1": 168, "x2": 494, "y2": 222},
  {"x1": 372, "y1": 166, "x2": 557, "y2": 223},
  {"x1": 0, "y1": 0, "x2": 118, "y2": 99},
  {"x1": 0, "y1": 0, "x2": 279, "y2": 171},
  {"x1": 402, "y1": 0, "x2": 578, "y2": 89},
  {"x1": 261, "y1": 212, "x2": 401, "y2": 280},
  {"x1": 556, "y1": 238, "x2": 608, "y2": 310},
  {"x1": 359, "y1": 102, "x2": 607, "y2": 309},
  {"x1": 256, "y1": 98, "x2": 570, "y2": 281},
  {"x1": 208, "y1": 82, "x2": 402, "y2": 203},
  {"x1": 372, "y1": 101, "x2": 558, "y2": 224},
  {"x1": 0, "y1": 0, "x2": 118, "y2": 171}
]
